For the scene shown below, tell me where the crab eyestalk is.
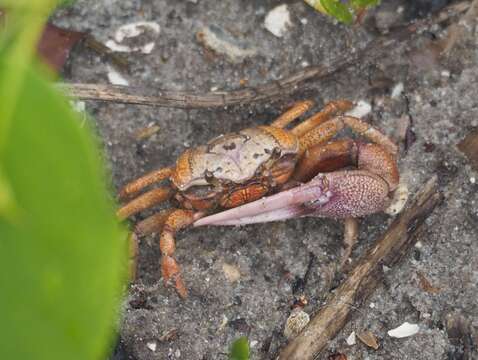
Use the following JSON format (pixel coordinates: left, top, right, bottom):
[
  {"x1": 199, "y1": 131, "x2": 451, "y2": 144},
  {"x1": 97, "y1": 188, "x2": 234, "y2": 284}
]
[{"x1": 194, "y1": 170, "x2": 391, "y2": 227}]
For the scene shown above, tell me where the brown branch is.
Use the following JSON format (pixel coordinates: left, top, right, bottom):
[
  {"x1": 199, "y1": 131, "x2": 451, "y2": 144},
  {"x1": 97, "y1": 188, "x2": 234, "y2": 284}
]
[
  {"x1": 59, "y1": 1, "x2": 470, "y2": 109},
  {"x1": 278, "y1": 176, "x2": 442, "y2": 360}
]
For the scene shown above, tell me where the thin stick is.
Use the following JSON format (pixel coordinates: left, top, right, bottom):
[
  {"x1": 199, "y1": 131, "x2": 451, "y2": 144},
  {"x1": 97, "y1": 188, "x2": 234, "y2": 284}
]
[
  {"x1": 278, "y1": 176, "x2": 442, "y2": 360},
  {"x1": 59, "y1": 1, "x2": 470, "y2": 109}
]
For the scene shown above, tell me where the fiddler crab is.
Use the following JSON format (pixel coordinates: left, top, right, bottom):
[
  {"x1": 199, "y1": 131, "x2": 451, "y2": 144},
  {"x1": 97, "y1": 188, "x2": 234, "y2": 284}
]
[{"x1": 117, "y1": 100, "x2": 400, "y2": 298}]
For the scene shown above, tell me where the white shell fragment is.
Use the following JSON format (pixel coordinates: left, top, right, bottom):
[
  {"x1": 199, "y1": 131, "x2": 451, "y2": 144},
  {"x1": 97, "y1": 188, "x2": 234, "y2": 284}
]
[
  {"x1": 346, "y1": 331, "x2": 356, "y2": 345},
  {"x1": 105, "y1": 21, "x2": 160, "y2": 54},
  {"x1": 106, "y1": 65, "x2": 129, "y2": 86},
  {"x1": 387, "y1": 322, "x2": 420, "y2": 338},
  {"x1": 346, "y1": 100, "x2": 372, "y2": 118},
  {"x1": 264, "y1": 5, "x2": 292, "y2": 38},
  {"x1": 196, "y1": 25, "x2": 257, "y2": 63},
  {"x1": 146, "y1": 341, "x2": 157, "y2": 352},
  {"x1": 284, "y1": 308, "x2": 310, "y2": 339},
  {"x1": 391, "y1": 82, "x2": 404, "y2": 99},
  {"x1": 385, "y1": 181, "x2": 409, "y2": 215}
]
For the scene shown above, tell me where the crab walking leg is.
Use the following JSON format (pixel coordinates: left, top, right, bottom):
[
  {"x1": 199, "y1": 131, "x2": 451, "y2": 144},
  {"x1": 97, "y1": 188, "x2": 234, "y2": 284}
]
[
  {"x1": 340, "y1": 116, "x2": 398, "y2": 156},
  {"x1": 117, "y1": 187, "x2": 174, "y2": 220},
  {"x1": 135, "y1": 209, "x2": 175, "y2": 236},
  {"x1": 294, "y1": 139, "x2": 356, "y2": 182},
  {"x1": 271, "y1": 100, "x2": 314, "y2": 128},
  {"x1": 118, "y1": 167, "x2": 174, "y2": 200},
  {"x1": 341, "y1": 217, "x2": 359, "y2": 268},
  {"x1": 298, "y1": 117, "x2": 346, "y2": 154},
  {"x1": 291, "y1": 100, "x2": 354, "y2": 137},
  {"x1": 297, "y1": 115, "x2": 398, "y2": 157},
  {"x1": 160, "y1": 209, "x2": 196, "y2": 298}
]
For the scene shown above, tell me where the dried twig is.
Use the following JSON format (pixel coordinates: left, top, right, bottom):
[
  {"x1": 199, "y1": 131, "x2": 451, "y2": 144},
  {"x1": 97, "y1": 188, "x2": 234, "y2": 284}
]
[
  {"x1": 278, "y1": 176, "x2": 442, "y2": 360},
  {"x1": 59, "y1": 1, "x2": 470, "y2": 109},
  {"x1": 441, "y1": 0, "x2": 478, "y2": 55}
]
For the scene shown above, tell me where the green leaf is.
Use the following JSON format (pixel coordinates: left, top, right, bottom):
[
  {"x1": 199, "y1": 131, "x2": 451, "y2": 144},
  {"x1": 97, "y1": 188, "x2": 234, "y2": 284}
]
[
  {"x1": 320, "y1": 0, "x2": 354, "y2": 24},
  {"x1": 0, "y1": 58, "x2": 128, "y2": 360},
  {"x1": 229, "y1": 337, "x2": 250, "y2": 360},
  {"x1": 351, "y1": 0, "x2": 381, "y2": 8}
]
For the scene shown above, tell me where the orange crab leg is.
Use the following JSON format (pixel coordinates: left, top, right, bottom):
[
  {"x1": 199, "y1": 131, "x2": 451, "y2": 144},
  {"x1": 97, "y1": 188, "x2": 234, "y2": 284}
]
[
  {"x1": 294, "y1": 139, "x2": 356, "y2": 182},
  {"x1": 117, "y1": 186, "x2": 174, "y2": 220},
  {"x1": 291, "y1": 100, "x2": 354, "y2": 137},
  {"x1": 298, "y1": 117, "x2": 345, "y2": 154},
  {"x1": 271, "y1": 100, "x2": 314, "y2": 128},
  {"x1": 160, "y1": 209, "x2": 196, "y2": 298},
  {"x1": 118, "y1": 166, "x2": 174, "y2": 200},
  {"x1": 134, "y1": 209, "x2": 175, "y2": 236},
  {"x1": 340, "y1": 116, "x2": 398, "y2": 156}
]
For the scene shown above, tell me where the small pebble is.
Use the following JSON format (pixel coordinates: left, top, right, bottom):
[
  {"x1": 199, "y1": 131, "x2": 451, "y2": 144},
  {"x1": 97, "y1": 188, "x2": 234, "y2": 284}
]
[
  {"x1": 222, "y1": 262, "x2": 241, "y2": 283},
  {"x1": 391, "y1": 82, "x2": 404, "y2": 99},
  {"x1": 107, "y1": 65, "x2": 129, "y2": 86},
  {"x1": 146, "y1": 342, "x2": 157, "y2": 352},
  {"x1": 264, "y1": 4, "x2": 292, "y2": 38},
  {"x1": 346, "y1": 331, "x2": 356, "y2": 345},
  {"x1": 346, "y1": 100, "x2": 372, "y2": 118},
  {"x1": 470, "y1": 177, "x2": 476, "y2": 184}
]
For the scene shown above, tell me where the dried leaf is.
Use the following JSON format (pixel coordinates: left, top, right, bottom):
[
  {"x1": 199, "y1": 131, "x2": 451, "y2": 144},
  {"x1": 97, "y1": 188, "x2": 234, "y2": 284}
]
[
  {"x1": 158, "y1": 328, "x2": 178, "y2": 342},
  {"x1": 37, "y1": 23, "x2": 86, "y2": 72},
  {"x1": 134, "y1": 125, "x2": 161, "y2": 141},
  {"x1": 458, "y1": 129, "x2": 478, "y2": 171},
  {"x1": 417, "y1": 271, "x2": 441, "y2": 294},
  {"x1": 284, "y1": 308, "x2": 310, "y2": 339},
  {"x1": 357, "y1": 331, "x2": 379, "y2": 350}
]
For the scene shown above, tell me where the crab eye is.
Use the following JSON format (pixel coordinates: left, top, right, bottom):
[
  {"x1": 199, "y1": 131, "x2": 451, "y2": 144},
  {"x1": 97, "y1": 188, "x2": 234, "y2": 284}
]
[
  {"x1": 204, "y1": 170, "x2": 215, "y2": 183},
  {"x1": 273, "y1": 147, "x2": 282, "y2": 157}
]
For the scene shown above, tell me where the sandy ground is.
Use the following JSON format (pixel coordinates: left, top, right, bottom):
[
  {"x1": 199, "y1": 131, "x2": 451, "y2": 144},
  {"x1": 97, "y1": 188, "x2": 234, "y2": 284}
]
[{"x1": 53, "y1": 1, "x2": 477, "y2": 359}]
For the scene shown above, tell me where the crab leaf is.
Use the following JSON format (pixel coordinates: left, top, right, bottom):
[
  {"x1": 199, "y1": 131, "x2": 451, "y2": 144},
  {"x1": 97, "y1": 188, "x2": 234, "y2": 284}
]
[
  {"x1": 229, "y1": 337, "x2": 250, "y2": 360},
  {"x1": 320, "y1": 0, "x2": 354, "y2": 24},
  {"x1": 351, "y1": 0, "x2": 381, "y2": 8},
  {"x1": 0, "y1": 2, "x2": 128, "y2": 356}
]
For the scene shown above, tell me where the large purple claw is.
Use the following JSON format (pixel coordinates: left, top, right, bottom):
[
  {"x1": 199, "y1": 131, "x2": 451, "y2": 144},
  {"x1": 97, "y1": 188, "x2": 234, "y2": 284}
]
[{"x1": 194, "y1": 170, "x2": 391, "y2": 227}]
